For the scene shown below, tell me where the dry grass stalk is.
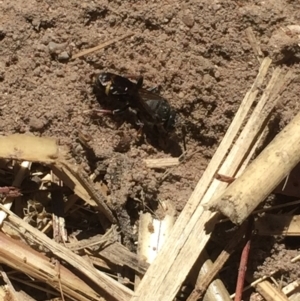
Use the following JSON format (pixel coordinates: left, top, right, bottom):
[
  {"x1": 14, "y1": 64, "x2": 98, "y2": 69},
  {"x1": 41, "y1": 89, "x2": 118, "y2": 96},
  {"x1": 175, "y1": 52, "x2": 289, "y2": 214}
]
[
  {"x1": 62, "y1": 164, "x2": 116, "y2": 223},
  {"x1": 282, "y1": 280, "x2": 300, "y2": 296},
  {"x1": 71, "y1": 33, "x2": 133, "y2": 59},
  {"x1": 0, "y1": 232, "x2": 102, "y2": 301},
  {"x1": 0, "y1": 134, "x2": 116, "y2": 224},
  {"x1": 51, "y1": 163, "x2": 97, "y2": 207},
  {"x1": 66, "y1": 226, "x2": 148, "y2": 274},
  {"x1": 203, "y1": 67, "x2": 293, "y2": 206},
  {"x1": 231, "y1": 270, "x2": 278, "y2": 298},
  {"x1": 206, "y1": 104, "x2": 300, "y2": 225},
  {"x1": 130, "y1": 57, "x2": 273, "y2": 301},
  {"x1": 255, "y1": 280, "x2": 289, "y2": 301},
  {"x1": 291, "y1": 254, "x2": 300, "y2": 263},
  {"x1": 187, "y1": 221, "x2": 248, "y2": 301},
  {"x1": 289, "y1": 292, "x2": 300, "y2": 301},
  {"x1": 91, "y1": 242, "x2": 149, "y2": 274},
  {"x1": 67, "y1": 226, "x2": 117, "y2": 251},
  {"x1": 0, "y1": 205, "x2": 133, "y2": 301},
  {"x1": 187, "y1": 221, "x2": 245, "y2": 301},
  {"x1": 245, "y1": 27, "x2": 264, "y2": 62},
  {"x1": 236, "y1": 123, "x2": 267, "y2": 177},
  {"x1": 52, "y1": 162, "x2": 116, "y2": 223}
]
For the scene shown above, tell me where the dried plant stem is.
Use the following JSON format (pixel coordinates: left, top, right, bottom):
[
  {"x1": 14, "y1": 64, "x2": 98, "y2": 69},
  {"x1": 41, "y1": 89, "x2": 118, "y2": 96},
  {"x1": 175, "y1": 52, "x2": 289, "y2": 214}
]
[
  {"x1": 71, "y1": 33, "x2": 133, "y2": 59},
  {"x1": 234, "y1": 218, "x2": 254, "y2": 301},
  {"x1": 0, "y1": 205, "x2": 133, "y2": 301},
  {"x1": 207, "y1": 106, "x2": 300, "y2": 224},
  {"x1": 245, "y1": 27, "x2": 264, "y2": 62}
]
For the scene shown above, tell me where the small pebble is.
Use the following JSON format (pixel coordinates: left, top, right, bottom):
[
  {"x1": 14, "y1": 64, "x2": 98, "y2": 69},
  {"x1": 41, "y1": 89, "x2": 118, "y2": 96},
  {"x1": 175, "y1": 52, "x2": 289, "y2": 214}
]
[
  {"x1": 48, "y1": 41, "x2": 67, "y2": 54},
  {"x1": 69, "y1": 73, "x2": 78, "y2": 82},
  {"x1": 58, "y1": 51, "x2": 70, "y2": 61},
  {"x1": 214, "y1": 70, "x2": 220, "y2": 79},
  {"x1": 29, "y1": 117, "x2": 44, "y2": 131},
  {"x1": 182, "y1": 14, "x2": 195, "y2": 28},
  {"x1": 178, "y1": 92, "x2": 185, "y2": 99},
  {"x1": 36, "y1": 43, "x2": 47, "y2": 52}
]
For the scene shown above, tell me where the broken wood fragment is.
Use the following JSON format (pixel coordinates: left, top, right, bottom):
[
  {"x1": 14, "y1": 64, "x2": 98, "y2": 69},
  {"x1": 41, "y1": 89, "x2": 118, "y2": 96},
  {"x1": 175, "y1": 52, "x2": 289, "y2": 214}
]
[
  {"x1": 0, "y1": 134, "x2": 63, "y2": 163},
  {"x1": 0, "y1": 232, "x2": 103, "y2": 301},
  {"x1": 206, "y1": 110, "x2": 300, "y2": 224},
  {"x1": 0, "y1": 205, "x2": 133, "y2": 301},
  {"x1": 143, "y1": 157, "x2": 180, "y2": 168}
]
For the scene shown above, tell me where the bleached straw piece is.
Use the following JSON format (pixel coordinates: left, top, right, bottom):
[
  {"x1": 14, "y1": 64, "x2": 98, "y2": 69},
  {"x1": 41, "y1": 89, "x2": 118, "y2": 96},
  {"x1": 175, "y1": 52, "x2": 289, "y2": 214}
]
[
  {"x1": 135, "y1": 205, "x2": 176, "y2": 289},
  {"x1": 245, "y1": 27, "x2": 264, "y2": 63},
  {"x1": 143, "y1": 158, "x2": 180, "y2": 168},
  {"x1": 1, "y1": 205, "x2": 133, "y2": 301},
  {"x1": 202, "y1": 67, "x2": 292, "y2": 206},
  {"x1": 255, "y1": 280, "x2": 289, "y2": 301},
  {"x1": 282, "y1": 280, "x2": 300, "y2": 296},
  {"x1": 207, "y1": 108, "x2": 300, "y2": 224}
]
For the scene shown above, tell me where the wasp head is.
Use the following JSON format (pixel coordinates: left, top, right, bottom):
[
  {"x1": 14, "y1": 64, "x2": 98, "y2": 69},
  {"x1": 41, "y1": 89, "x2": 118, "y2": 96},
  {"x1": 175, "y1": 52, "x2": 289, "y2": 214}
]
[{"x1": 96, "y1": 72, "x2": 141, "y2": 97}]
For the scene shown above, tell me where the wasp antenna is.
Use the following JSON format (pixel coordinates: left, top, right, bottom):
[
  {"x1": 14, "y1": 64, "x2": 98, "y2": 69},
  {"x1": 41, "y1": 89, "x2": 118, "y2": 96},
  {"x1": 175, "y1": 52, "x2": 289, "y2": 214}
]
[{"x1": 137, "y1": 76, "x2": 144, "y2": 89}]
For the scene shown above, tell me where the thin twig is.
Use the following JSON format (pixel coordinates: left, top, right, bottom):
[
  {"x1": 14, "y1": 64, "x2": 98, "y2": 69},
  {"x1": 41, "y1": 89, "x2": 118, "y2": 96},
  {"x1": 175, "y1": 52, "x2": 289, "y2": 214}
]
[
  {"x1": 71, "y1": 33, "x2": 134, "y2": 59},
  {"x1": 234, "y1": 217, "x2": 254, "y2": 301},
  {"x1": 245, "y1": 27, "x2": 264, "y2": 63}
]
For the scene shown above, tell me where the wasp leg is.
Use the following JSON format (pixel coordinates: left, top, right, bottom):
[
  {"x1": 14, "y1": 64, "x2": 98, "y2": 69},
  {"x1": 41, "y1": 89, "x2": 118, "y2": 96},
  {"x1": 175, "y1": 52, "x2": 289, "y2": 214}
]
[
  {"x1": 148, "y1": 86, "x2": 160, "y2": 93},
  {"x1": 93, "y1": 104, "x2": 130, "y2": 116},
  {"x1": 136, "y1": 76, "x2": 143, "y2": 89},
  {"x1": 131, "y1": 116, "x2": 144, "y2": 138},
  {"x1": 182, "y1": 124, "x2": 187, "y2": 152}
]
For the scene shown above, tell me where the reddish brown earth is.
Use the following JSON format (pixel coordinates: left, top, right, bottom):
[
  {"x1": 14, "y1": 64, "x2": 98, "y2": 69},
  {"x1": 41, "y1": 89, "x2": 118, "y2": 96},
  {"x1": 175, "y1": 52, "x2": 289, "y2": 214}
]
[{"x1": 1, "y1": 0, "x2": 300, "y2": 299}]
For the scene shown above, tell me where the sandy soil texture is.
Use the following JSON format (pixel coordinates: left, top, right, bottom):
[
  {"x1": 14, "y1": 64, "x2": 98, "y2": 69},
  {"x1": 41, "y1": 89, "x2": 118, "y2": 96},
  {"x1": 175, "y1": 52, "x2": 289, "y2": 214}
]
[{"x1": 1, "y1": 0, "x2": 300, "y2": 298}]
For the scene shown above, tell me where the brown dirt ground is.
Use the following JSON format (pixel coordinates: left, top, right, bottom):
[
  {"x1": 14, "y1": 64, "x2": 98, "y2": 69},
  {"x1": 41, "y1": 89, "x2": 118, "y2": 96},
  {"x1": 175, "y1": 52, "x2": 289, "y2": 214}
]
[{"x1": 1, "y1": 0, "x2": 300, "y2": 299}]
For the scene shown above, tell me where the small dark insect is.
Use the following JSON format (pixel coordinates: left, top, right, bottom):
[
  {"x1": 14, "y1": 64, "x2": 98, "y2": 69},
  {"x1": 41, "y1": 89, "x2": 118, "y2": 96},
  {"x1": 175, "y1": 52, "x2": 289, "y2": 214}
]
[{"x1": 94, "y1": 72, "x2": 177, "y2": 133}]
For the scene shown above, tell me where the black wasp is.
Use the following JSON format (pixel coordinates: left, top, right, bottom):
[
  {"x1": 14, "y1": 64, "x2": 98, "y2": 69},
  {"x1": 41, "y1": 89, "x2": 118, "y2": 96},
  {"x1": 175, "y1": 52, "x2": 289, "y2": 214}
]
[{"x1": 94, "y1": 72, "x2": 177, "y2": 133}]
